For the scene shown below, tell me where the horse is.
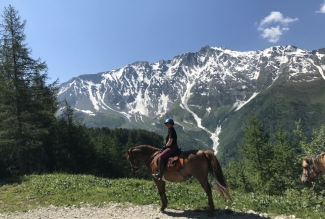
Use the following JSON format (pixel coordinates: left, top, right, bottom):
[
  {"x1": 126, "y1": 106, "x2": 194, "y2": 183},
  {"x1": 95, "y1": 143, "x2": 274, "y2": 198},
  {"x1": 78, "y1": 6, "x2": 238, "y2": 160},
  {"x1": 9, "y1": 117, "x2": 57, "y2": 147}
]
[
  {"x1": 301, "y1": 153, "x2": 325, "y2": 183},
  {"x1": 126, "y1": 145, "x2": 230, "y2": 216}
]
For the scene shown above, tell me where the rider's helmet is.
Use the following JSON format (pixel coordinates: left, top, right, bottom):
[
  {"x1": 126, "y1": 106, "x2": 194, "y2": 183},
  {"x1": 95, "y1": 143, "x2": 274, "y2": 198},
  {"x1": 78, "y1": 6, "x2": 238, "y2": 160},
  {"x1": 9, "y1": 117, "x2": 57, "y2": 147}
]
[{"x1": 164, "y1": 118, "x2": 174, "y2": 125}]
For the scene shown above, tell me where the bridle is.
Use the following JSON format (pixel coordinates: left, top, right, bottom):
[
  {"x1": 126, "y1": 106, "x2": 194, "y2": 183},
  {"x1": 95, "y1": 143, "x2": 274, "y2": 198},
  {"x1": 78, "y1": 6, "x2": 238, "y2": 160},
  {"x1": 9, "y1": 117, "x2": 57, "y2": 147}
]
[
  {"x1": 128, "y1": 148, "x2": 140, "y2": 172},
  {"x1": 302, "y1": 161, "x2": 320, "y2": 181}
]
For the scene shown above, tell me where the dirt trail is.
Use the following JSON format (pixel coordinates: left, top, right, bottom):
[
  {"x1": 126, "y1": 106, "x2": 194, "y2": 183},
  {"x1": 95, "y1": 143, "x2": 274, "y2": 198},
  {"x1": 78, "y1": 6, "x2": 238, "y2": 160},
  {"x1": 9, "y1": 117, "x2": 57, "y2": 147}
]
[{"x1": 0, "y1": 203, "x2": 299, "y2": 219}]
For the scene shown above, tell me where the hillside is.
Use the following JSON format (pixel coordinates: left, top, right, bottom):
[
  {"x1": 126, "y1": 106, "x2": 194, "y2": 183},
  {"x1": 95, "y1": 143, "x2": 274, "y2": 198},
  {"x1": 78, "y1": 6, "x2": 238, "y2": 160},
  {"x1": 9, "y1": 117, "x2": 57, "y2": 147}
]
[{"x1": 57, "y1": 45, "x2": 325, "y2": 160}]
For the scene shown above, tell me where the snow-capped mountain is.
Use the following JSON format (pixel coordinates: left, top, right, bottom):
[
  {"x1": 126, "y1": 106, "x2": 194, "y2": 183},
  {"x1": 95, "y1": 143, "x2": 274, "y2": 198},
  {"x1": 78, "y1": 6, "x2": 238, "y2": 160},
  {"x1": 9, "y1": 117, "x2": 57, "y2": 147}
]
[{"x1": 58, "y1": 45, "x2": 325, "y2": 155}]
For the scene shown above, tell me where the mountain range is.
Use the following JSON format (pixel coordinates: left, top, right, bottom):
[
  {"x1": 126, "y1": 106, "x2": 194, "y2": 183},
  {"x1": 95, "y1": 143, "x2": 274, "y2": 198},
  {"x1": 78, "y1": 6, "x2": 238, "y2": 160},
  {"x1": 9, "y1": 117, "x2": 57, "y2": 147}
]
[{"x1": 57, "y1": 45, "x2": 325, "y2": 163}]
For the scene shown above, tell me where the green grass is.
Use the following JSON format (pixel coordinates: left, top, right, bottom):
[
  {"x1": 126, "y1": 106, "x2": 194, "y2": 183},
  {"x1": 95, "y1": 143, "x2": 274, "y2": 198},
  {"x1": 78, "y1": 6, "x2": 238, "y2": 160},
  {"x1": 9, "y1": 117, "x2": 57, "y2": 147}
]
[
  {"x1": 0, "y1": 174, "x2": 227, "y2": 213},
  {"x1": 1, "y1": 174, "x2": 325, "y2": 218},
  {"x1": 229, "y1": 189, "x2": 325, "y2": 219}
]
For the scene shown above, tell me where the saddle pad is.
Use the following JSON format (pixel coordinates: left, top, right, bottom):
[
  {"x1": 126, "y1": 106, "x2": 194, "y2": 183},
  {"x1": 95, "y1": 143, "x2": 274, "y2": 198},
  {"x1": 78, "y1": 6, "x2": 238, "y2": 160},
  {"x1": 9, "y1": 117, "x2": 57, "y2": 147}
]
[{"x1": 152, "y1": 154, "x2": 184, "y2": 172}]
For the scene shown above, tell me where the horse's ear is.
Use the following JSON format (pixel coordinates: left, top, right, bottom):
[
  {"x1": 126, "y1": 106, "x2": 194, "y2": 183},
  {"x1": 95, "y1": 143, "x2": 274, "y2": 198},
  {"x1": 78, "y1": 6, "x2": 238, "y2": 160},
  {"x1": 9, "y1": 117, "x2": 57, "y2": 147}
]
[{"x1": 301, "y1": 156, "x2": 308, "y2": 161}]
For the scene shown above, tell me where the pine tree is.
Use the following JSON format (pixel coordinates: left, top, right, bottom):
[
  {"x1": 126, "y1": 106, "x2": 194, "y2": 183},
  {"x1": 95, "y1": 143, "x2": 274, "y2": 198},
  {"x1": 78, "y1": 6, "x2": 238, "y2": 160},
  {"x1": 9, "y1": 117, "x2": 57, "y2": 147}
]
[
  {"x1": 0, "y1": 5, "x2": 58, "y2": 175},
  {"x1": 49, "y1": 101, "x2": 96, "y2": 174},
  {"x1": 225, "y1": 157, "x2": 252, "y2": 192},
  {"x1": 239, "y1": 115, "x2": 273, "y2": 193},
  {"x1": 270, "y1": 124, "x2": 302, "y2": 192}
]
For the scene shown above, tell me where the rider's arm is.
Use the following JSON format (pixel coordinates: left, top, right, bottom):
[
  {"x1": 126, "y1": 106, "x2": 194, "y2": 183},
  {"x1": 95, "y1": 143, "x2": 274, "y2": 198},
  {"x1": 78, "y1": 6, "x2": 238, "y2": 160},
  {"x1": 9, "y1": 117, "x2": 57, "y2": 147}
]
[{"x1": 166, "y1": 138, "x2": 173, "y2": 147}]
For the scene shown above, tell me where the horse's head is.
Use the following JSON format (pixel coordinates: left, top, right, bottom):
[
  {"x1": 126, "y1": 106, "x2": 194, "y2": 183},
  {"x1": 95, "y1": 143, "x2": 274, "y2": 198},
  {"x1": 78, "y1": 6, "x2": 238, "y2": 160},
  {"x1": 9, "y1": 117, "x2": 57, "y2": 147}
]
[
  {"x1": 126, "y1": 145, "x2": 160, "y2": 173},
  {"x1": 301, "y1": 156, "x2": 317, "y2": 183},
  {"x1": 126, "y1": 148, "x2": 141, "y2": 173}
]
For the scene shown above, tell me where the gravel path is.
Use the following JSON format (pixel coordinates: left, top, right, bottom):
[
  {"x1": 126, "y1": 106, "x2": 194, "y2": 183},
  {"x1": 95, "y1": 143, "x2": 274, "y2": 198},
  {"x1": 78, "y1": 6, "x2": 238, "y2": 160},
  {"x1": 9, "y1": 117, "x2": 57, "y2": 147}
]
[{"x1": 0, "y1": 203, "x2": 299, "y2": 219}]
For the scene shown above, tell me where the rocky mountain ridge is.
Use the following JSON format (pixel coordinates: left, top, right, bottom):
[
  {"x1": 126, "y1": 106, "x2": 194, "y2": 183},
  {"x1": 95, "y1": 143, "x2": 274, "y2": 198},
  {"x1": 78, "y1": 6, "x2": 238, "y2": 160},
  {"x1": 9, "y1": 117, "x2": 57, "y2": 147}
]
[{"x1": 58, "y1": 45, "x2": 325, "y2": 155}]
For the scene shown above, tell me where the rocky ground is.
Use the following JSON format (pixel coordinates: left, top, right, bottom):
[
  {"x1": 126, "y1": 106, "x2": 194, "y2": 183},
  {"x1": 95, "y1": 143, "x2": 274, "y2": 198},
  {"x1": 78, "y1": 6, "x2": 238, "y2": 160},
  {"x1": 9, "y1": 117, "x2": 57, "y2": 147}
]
[{"x1": 0, "y1": 203, "x2": 299, "y2": 219}]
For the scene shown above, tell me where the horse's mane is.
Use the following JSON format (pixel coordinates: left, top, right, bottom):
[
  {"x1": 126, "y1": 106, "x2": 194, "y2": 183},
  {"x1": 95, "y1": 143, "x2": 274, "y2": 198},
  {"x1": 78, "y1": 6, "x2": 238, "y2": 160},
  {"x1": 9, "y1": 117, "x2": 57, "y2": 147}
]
[
  {"x1": 309, "y1": 153, "x2": 325, "y2": 164},
  {"x1": 134, "y1": 145, "x2": 160, "y2": 155}
]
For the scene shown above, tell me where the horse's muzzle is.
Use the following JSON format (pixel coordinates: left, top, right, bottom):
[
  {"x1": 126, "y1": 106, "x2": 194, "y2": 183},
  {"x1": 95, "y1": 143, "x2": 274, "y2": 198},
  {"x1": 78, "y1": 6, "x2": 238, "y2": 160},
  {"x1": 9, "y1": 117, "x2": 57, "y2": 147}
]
[{"x1": 301, "y1": 173, "x2": 309, "y2": 183}]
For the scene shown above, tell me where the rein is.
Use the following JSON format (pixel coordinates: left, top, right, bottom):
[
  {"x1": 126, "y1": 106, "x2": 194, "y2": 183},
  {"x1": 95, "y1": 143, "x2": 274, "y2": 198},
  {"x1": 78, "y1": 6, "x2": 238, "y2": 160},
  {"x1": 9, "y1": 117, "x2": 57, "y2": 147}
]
[{"x1": 150, "y1": 151, "x2": 160, "y2": 161}]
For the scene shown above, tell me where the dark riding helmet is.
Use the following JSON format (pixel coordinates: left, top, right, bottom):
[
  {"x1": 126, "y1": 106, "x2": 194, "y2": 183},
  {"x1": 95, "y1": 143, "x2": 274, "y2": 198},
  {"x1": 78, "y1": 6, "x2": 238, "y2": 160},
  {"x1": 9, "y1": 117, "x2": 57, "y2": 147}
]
[{"x1": 164, "y1": 118, "x2": 174, "y2": 125}]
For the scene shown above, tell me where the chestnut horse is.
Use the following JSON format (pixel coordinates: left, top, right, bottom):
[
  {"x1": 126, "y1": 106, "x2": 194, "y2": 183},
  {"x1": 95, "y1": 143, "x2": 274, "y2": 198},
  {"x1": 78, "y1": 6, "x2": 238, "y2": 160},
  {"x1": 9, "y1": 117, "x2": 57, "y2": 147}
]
[
  {"x1": 126, "y1": 145, "x2": 230, "y2": 216},
  {"x1": 301, "y1": 153, "x2": 325, "y2": 183}
]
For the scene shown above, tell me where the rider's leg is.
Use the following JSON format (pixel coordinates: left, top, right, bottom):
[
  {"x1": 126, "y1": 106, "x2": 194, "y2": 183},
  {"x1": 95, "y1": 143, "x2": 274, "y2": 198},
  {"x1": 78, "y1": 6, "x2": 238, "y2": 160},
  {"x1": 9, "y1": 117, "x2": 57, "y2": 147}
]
[
  {"x1": 152, "y1": 157, "x2": 164, "y2": 180},
  {"x1": 152, "y1": 147, "x2": 173, "y2": 179}
]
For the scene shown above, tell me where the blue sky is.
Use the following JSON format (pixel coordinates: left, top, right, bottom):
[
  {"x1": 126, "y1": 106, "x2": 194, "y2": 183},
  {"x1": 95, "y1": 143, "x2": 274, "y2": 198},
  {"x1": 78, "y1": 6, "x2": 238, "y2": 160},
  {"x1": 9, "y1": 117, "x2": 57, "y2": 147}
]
[{"x1": 0, "y1": 0, "x2": 324, "y2": 84}]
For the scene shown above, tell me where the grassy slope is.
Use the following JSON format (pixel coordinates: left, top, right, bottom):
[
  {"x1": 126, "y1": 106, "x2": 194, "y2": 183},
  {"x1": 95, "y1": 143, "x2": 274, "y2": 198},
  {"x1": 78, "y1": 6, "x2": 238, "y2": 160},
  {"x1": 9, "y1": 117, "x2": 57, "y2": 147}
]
[
  {"x1": 0, "y1": 174, "x2": 223, "y2": 213},
  {"x1": 0, "y1": 174, "x2": 324, "y2": 218}
]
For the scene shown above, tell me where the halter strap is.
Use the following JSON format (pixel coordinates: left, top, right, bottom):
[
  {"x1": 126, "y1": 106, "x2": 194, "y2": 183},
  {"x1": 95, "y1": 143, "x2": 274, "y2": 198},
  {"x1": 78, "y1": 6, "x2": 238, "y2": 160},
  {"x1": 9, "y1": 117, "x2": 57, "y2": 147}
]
[{"x1": 310, "y1": 164, "x2": 320, "y2": 175}]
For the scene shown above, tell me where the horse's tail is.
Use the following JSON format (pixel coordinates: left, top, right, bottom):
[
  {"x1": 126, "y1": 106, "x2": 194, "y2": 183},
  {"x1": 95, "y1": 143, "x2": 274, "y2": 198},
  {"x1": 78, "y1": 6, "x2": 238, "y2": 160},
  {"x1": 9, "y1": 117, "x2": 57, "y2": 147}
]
[{"x1": 204, "y1": 150, "x2": 231, "y2": 200}]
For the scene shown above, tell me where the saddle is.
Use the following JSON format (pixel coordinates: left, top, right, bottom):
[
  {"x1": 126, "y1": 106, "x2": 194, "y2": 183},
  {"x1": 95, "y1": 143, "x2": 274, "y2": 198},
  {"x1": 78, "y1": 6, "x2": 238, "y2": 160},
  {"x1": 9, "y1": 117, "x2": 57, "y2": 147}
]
[{"x1": 153, "y1": 148, "x2": 184, "y2": 172}]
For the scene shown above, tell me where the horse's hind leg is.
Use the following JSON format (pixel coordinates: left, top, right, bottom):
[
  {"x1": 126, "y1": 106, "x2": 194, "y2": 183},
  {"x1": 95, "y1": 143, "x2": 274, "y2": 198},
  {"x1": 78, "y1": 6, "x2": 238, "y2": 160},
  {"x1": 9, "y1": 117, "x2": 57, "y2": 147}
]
[
  {"x1": 153, "y1": 179, "x2": 168, "y2": 212},
  {"x1": 196, "y1": 177, "x2": 215, "y2": 216}
]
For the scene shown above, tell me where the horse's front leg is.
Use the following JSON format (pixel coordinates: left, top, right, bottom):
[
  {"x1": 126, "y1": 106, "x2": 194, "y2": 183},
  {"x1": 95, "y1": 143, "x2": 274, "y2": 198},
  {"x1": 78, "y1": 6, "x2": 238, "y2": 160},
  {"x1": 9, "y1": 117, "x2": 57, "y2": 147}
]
[{"x1": 153, "y1": 179, "x2": 168, "y2": 212}]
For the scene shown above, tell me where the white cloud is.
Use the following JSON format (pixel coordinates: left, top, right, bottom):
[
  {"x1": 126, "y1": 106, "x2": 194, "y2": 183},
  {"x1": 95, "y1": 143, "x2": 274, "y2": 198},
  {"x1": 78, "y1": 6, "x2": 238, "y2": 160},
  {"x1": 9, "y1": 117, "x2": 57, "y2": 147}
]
[
  {"x1": 260, "y1": 26, "x2": 283, "y2": 43},
  {"x1": 259, "y1": 11, "x2": 298, "y2": 27},
  {"x1": 316, "y1": 0, "x2": 325, "y2": 13},
  {"x1": 257, "y1": 11, "x2": 298, "y2": 43}
]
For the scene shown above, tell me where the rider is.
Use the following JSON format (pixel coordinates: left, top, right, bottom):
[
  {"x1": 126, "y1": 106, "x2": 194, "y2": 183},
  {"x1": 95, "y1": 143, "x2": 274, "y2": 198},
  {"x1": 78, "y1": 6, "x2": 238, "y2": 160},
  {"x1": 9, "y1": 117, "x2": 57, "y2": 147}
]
[{"x1": 152, "y1": 118, "x2": 179, "y2": 180}]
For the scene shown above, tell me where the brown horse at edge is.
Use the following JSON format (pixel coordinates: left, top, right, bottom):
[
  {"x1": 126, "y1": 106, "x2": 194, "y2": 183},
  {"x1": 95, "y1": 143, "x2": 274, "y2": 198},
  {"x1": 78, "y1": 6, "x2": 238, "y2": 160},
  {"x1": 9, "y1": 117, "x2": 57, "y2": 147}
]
[
  {"x1": 301, "y1": 153, "x2": 325, "y2": 183},
  {"x1": 126, "y1": 145, "x2": 230, "y2": 216}
]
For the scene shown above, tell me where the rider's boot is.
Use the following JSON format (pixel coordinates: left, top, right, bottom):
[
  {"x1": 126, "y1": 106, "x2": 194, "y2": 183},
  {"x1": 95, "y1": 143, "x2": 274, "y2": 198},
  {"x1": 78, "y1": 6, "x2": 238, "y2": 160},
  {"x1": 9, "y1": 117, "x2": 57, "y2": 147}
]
[{"x1": 152, "y1": 159, "x2": 164, "y2": 180}]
